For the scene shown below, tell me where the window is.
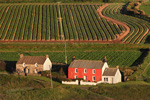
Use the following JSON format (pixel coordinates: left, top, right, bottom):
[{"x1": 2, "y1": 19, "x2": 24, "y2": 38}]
[
  {"x1": 104, "y1": 78, "x2": 108, "y2": 82},
  {"x1": 35, "y1": 69, "x2": 38, "y2": 73},
  {"x1": 23, "y1": 63, "x2": 25, "y2": 67},
  {"x1": 35, "y1": 63, "x2": 38, "y2": 67},
  {"x1": 28, "y1": 69, "x2": 30, "y2": 73},
  {"x1": 84, "y1": 69, "x2": 87, "y2": 73},
  {"x1": 84, "y1": 76, "x2": 87, "y2": 80},
  {"x1": 92, "y1": 76, "x2": 95, "y2": 81},
  {"x1": 75, "y1": 75, "x2": 77, "y2": 79},
  {"x1": 93, "y1": 69, "x2": 95, "y2": 74},
  {"x1": 75, "y1": 68, "x2": 78, "y2": 73}
]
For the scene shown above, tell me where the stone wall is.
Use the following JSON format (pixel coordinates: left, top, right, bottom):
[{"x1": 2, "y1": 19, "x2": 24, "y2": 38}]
[{"x1": 16, "y1": 64, "x2": 43, "y2": 74}]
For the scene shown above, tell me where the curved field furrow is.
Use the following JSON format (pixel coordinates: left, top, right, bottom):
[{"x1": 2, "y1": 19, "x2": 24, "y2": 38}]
[
  {"x1": 102, "y1": 4, "x2": 150, "y2": 44},
  {"x1": 135, "y1": 24, "x2": 149, "y2": 44},
  {"x1": 97, "y1": 4, "x2": 130, "y2": 42}
]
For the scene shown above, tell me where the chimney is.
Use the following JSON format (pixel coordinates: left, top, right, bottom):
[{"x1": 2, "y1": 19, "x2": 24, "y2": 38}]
[
  {"x1": 20, "y1": 54, "x2": 24, "y2": 58},
  {"x1": 72, "y1": 56, "x2": 76, "y2": 62},
  {"x1": 46, "y1": 55, "x2": 49, "y2": 58},
  {"x1": 116, "y1": 65, "x2": 119, "y2": 69},
  {"x1": 103, "y1": 56, "x2": 107, "y2": 62}
]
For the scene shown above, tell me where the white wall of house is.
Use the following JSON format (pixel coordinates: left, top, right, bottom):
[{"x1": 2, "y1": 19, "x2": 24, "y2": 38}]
[
  {"x1": 102, "y1": 62, "x2": 109, "y2": 74},
  {"x1": 102, "y1": 76, "x2": 113, "y2": 84},
  {"x1": 102, "y1": 69, "x2": 121, "y2": 84},
  {"x1": 43, "y1": 58, "x2": 52, "y2": 70},
  {"x1": 113, "y1": 69, "x2": 122, "y2": 83}
]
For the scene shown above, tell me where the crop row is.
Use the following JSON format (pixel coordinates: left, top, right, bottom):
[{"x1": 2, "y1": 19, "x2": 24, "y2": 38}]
[
  {"x1": 0, "y1": 51, "x2": 142, "y2": 67},
  {"x1": 0, "y1": 4, "x2": 123, "y2": 41},
  {"x1": 103, "y1": 4, "x2": 150, "y2": 44}
]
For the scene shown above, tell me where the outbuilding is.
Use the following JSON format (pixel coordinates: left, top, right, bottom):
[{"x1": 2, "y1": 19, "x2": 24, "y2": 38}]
[{"x1": 16, "y1": 54, "x2": 52, "y2": 75}]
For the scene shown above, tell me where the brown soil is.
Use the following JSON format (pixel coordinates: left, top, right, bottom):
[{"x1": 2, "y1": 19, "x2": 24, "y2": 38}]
[
  {"x1": 137, "y1": 24, "x2": 149, "y2": 44},
  {"x1": 97, "y1": 4, "x2": 130, "y2": 43}
]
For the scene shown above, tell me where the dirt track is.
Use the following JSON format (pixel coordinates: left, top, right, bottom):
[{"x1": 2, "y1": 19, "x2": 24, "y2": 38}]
[{"x1": 97, "y1": 4, "x2": 130, "y2": 43}]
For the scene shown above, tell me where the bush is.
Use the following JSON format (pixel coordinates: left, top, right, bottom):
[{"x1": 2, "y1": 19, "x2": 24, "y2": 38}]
[
  {"x1": 144, "y1": 78, "x2": 150, "y2": 82},
  {"x1": 0, "y1": 60, "x2": 6, "y2": 71}
]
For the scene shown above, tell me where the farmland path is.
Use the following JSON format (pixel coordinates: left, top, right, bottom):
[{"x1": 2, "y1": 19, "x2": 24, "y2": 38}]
[{"x1": 97, "y1": 4, "x2": 130, "y2": 42}]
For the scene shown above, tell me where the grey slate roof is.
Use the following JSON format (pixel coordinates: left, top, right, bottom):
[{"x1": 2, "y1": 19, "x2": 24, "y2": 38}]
[
  {"x1": 69, "y1": 60, "x2": 104, "y2": 69},
  {"x1": 17, "y1": 56, "x2": 46, "y2": 64},
  {"x1": 102, "y1": 68, "x2": 118, "y2": 76}
]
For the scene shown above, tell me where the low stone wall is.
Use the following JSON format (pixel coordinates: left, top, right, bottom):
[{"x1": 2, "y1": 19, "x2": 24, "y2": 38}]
[
  {"x1": 62, "y1": 80, "x2": 103, "y2": 85},
  {"x1": 80, "y1": 80, "x2": 97, "y2": 85},
  {"x1": 62, "y1": 80, "x2": 78, "y2": 85}
]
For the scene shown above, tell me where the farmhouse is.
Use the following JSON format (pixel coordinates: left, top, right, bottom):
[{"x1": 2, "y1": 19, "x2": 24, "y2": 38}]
[
  {"x1": 16, "y1": 54, "x2": 52, "y2": 75},
  {"x1": 67, "y1": 56, "x2": 121, "y2": 84}
]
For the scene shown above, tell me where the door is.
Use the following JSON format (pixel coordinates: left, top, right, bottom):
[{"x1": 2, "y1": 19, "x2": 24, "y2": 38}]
[
  {"x1": 24, "y1": 68, "x2": 26, "y2": 73},
  {"x1": 27, "y1": 69, "x2": 30, "y2": 73}
]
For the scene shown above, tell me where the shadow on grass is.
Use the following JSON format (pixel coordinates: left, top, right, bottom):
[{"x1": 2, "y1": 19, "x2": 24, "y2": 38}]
[
  {"x1": 121, "y1": 2, "x2": 150, "y2": 22},
  {"x1": 144, "y1": 35, "x2": 150, "y2": 44},
  {"x1": 5, "y1": 61, "x2": 17, "y2": 73},
  {"x1": 52, "y1": 64, "x2": 69, "y2": 77},
  {"x1": 131, "y1": 49, "x2": 149, "y2": 66}
]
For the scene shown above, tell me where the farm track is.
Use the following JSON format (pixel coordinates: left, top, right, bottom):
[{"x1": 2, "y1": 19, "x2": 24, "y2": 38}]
[
  {"x1": 103, "y1": 4, "x2": 150, "y2": 44},
  {"x1": 97, "y1": 4, "x2": 130, "y2": 42}
]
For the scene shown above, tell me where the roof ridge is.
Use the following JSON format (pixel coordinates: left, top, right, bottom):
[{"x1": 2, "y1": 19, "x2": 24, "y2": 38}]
[
  {"x1": 106, "y1": 68, "x2": 117, "y2": 69},
  {"x1": 23, "y1": 56, "x2": 45, "y2": 57},
  {"x1": 74, "y1": 60, "x2": 102, "y2": 62}
]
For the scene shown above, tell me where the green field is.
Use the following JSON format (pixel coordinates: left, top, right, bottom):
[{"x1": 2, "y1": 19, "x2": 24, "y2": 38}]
[
  {"x1": 0, "y1": 3, "x2": 150, "y2": 43},
  {"x1": 140, "y1": 5, "x2": 150, "y2": 15},
  {"x1": 0, "y1": 43, "x2": 147, "y2": 67},
  {"x1": 0, "y1": 0, "x2": 133, "y2": 3},
  {"x1": 0, "y1": 4, "x2": 125, "y2": 41},
  {"x1": 1, "y1": 1, "x2": 150, "y2": 100},
  {"x1": 1, "y1": 74, "x2": 150, "y2": 100},
  {"x1": 103, "y1": 4, "x2": 150, "y2": 44},
  {"x1": 0, "y1": 51, "x2": 142, "y2": 67}
]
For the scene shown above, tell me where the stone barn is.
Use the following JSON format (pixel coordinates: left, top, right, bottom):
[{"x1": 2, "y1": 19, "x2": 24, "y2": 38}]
[{"x1": 16, "y1": 54, "x2": 52, "y2": 75}]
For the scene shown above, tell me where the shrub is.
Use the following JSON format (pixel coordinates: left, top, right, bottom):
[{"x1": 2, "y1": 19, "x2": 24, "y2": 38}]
[{"x1": 0, "y1": 60, "x2": 6, "y2": 71}]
